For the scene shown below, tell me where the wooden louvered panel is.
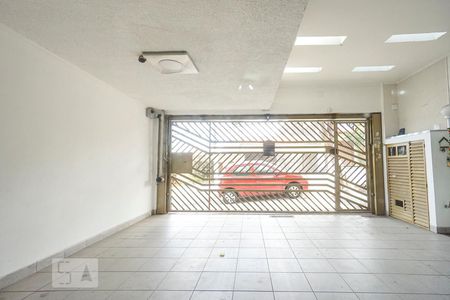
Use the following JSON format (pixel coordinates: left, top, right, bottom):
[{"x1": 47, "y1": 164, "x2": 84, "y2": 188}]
[
  {"x1": 386, "y1": 177, "x2": 409, "y2": 183},
  {"x1": 389, "y1": 183, "x2": 411, "y2": 192},
  {"x1": 411, "y1": 173, "x2": 426, "y2": 178},
  {"x1": 414, "y1": 210, "x2": 429, "y2": 221},
  {"x1": 412, "y1": 188, "x2": 427, "y2": 194},
  {"x1": 388, "y1": 175, "x2": 410, "y2": 179},
  {"x1": 386, "y1": 141, "x2": 430, "y2": 229},
  {"x1": 386, "y1": 145, "x2": 413, "y2": 224},
  {"x1": 388, "y1": 161, "x2": 409, "y2": 165},
  {"x1": 389, "y1": 177, "x2": 410, "y2": 182},
  {"x1": 409, "y1": 141, "x2": 429, "y2": 229},
  {"x1": 388, "y1": 169, "x2": 409, "y2": 173}
]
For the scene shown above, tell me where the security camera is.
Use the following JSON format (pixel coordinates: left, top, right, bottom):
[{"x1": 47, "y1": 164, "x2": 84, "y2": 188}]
[{"x1": 138, "y1": 55, "x2": 147, "y2": 63}]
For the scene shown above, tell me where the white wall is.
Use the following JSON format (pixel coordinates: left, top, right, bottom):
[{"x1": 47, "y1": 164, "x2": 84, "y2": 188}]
[
  {"x1": 397, "y1": 58, "x2": 450, "y2": 133},
  {"x1": 271, "y1": 83, "x2": 382, "y2": 113},
  {"x1": 0, "y1": 24, "x2": 152, "y2": 278},
  {"x1": 429, "y1": 131, "x2": 450, "y2": 231},
  {"x1": 381, "y1": 58, "x2": 450, "y2": 225},
  {"x1": 382, "y1": 84, "x2": 399, "y2": 138}
]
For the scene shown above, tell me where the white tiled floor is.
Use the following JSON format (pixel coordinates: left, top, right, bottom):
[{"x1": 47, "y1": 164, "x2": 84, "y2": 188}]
[{"x1": 1, "y1": 213, "x2": 450, "y2": 300}]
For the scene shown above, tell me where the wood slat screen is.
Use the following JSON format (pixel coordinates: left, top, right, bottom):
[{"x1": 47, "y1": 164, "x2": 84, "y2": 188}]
[
  {"x1": 386, "y1": 141, "x2": 429, "y2": 229},
  {"x1": 387, "y1": 144, "x2": 413, "y2": 223},
  {"x1": 409, "y1": 141, "x2": 429, "y2": 229}
]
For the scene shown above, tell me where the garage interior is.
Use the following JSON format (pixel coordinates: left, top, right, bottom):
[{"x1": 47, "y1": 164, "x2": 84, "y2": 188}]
[{"x1": 1, "y1": 0, "x2": 450, "y2": 300}]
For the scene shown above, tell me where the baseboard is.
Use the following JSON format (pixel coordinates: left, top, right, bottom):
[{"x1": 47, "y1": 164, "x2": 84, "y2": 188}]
[
  {"x1": 435, "y1": 226, "x2": 450, "y2": 234},
  {"x1": 0, "y1": 264, "x2": 36, "y2": 290},
  {"x1": 0, "y1": 211, "x2": 151, "y2": 290}
]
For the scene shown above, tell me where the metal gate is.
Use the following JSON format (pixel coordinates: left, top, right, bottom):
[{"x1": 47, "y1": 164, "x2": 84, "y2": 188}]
[{"x1": 168, "y1": 116, "x2": 370, "y2": 212}]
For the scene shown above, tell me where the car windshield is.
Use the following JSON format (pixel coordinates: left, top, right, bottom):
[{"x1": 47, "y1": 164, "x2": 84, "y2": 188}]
[
  {"x1": 233, "y1": 165, "x2": 251, "y2": 173},
  {"x1": 254, "y1": 165, "x2": 274, "y2": 173}
]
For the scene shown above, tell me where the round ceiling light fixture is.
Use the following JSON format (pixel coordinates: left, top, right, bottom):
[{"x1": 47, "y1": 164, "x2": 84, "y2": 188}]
[
  {"x1": 158, "y1": 59, "x2": 184, "y2": 74},
  {"x1": 139, "y1": 51, "x2": 198, "y2": 74}
]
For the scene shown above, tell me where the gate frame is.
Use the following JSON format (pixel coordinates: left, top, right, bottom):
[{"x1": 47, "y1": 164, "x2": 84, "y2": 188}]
[{"x1": 157, "y1": 113, "x2": 384, "y2": 214}]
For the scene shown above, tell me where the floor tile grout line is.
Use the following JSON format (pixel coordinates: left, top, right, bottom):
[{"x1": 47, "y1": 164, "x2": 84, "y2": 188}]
[
  {"x1": 32, "y1": 269, "x2": 450, "y2": 276},
  {"x1": 280, "y1": 217, "x2": 318, "y2": 299},
  {"x1": 16, "y1": 288, "x2": 450, "y2": 294},
  {"x1": 144, "y1": 226, "x2": 191, "y2": 295},
  {"x1": 230, "y1": 216, "x2": 243, "y2": 300},
  {"x1": 49, "y1": 254, "x2": 450, "y2": 262},
  {"x1": 260, "y1": 216, "x2": 276, "y2": 299},
  {"x1": 335, "y1": 263, "x2": 358, "y2": 296},
  {"x1": 188, "y1": 217, "x2": 220, "y2": 300}
]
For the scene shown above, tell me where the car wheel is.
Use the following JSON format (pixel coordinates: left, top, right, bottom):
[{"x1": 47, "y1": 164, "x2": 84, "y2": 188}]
[
  {"x1": 285, "y1": 183, "x2": 302, "y2": 199},
  {"x1": 222, "y1": 189, "x2": 238, "y2": 204}
]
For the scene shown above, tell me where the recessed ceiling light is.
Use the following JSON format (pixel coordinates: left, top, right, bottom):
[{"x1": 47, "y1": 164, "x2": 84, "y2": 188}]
[
  {"x1": 284, "y1": 67, "x2": 322, "y2": 73},
  {"x1": 238, "y1": 83, "x2": 255, "y2": 91},
  {"x1": 295, "y1": 36, "x2": 347, "y2": 46},
  {"x1": 352, "y1": 65, "x2": 395, "y2": 72},
  {"x1": 385, "y1": 32, "x2": 446, "y2": 43}
]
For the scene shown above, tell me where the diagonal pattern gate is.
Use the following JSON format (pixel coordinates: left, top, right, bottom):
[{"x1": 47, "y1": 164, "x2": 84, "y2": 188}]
[{"x1": 168, "y1": 118, "x2": 370, "y2": 212}]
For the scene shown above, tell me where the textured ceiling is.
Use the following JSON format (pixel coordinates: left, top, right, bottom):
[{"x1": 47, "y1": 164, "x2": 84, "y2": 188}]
[
  {"x1": 282, "y1": 0, "x2": 450, "y2": 85},
  {"x1": 0, "y1": 0, "x2": 308, "y2": 112}
]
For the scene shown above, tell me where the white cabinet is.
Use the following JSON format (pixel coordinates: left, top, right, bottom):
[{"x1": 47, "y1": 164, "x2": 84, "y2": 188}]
[{"x1": 385, "y1": 130, "x2": 450, "y2": 233}]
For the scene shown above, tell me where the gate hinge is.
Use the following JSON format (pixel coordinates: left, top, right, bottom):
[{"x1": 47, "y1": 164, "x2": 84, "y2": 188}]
[{"x1": 146, "y1": 107, "x2": 164, "y2": 119}]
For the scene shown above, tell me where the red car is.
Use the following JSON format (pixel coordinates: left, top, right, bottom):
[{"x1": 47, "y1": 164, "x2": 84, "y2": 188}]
[{"x1": 218, "y1": 162, "x2": 308, "y2": 204}]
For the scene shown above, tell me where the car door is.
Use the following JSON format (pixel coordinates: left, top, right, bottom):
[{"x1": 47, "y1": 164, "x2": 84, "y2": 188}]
[
  {"x1": 254, "y1": 164, "x2": 280, "y2": 194},
  {"x1": 233, "y1": 164, "x2": 254, "y2": 197}
]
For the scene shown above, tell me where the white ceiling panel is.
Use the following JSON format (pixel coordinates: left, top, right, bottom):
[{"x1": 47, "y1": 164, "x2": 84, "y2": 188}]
[
  {"x1": 283, "y1": 0, "x2": 450, "y2": 85},
  {"x1": 0, "y1": 0, "x2": 308, "y2": 112}
]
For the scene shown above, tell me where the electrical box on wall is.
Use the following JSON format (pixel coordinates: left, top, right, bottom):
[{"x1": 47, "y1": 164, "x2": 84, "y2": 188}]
[
  {"x1": 171, "y1": 153, "x2": 193, "y2": 173},
  {"x1": 263, "y1": 141, "x2": 275, "y2": 156}
]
